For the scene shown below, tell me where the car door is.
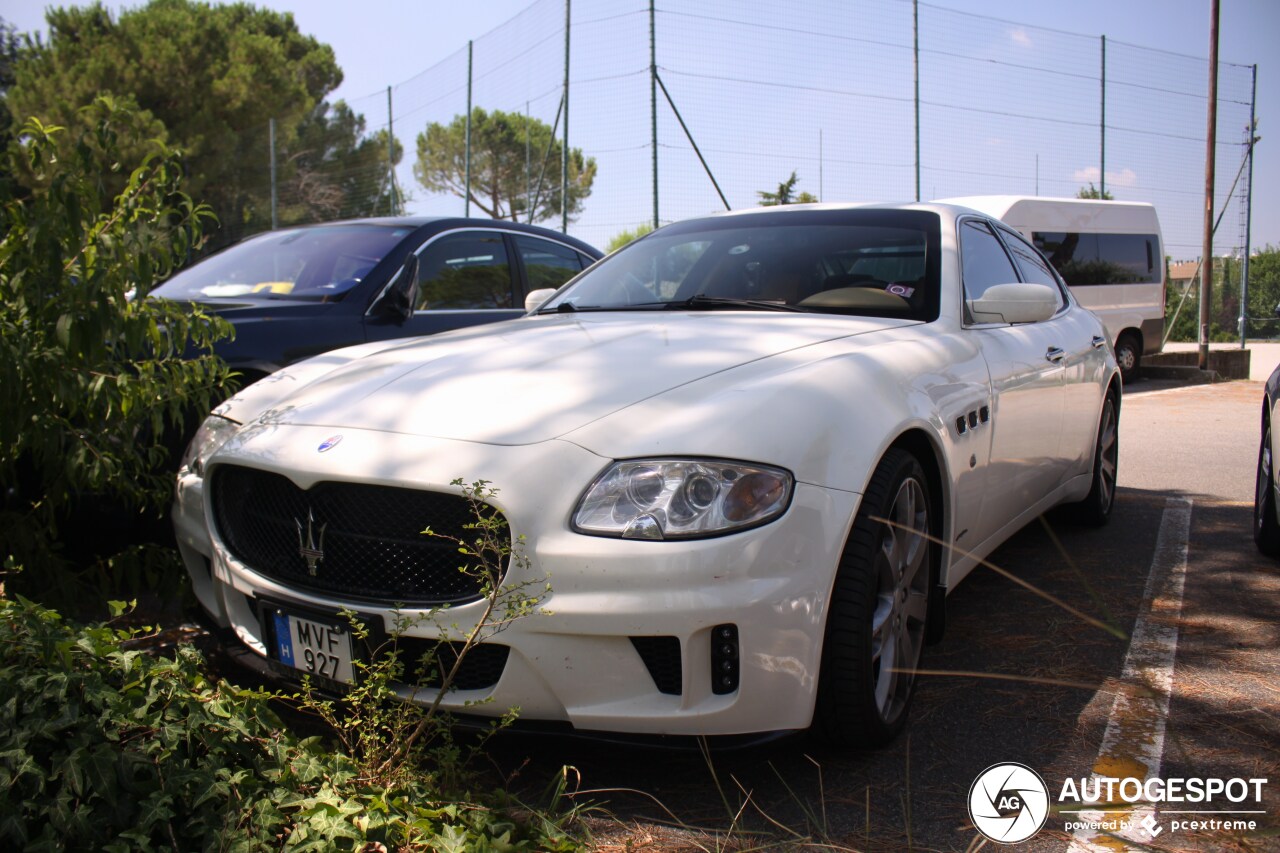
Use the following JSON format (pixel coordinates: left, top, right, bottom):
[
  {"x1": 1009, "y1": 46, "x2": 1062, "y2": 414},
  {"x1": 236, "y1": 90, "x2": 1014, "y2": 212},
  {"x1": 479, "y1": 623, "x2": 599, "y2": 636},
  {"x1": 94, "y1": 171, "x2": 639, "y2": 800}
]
[
  {"x1": 960, "y1": 217, "x2": 1067, "y2": 547},
  {"x1": 995, "y1": 223, "x2": 1106, "y2": 480},
  {"x1": 364, "y1": 228, "x2": 526, "y2": 344}
]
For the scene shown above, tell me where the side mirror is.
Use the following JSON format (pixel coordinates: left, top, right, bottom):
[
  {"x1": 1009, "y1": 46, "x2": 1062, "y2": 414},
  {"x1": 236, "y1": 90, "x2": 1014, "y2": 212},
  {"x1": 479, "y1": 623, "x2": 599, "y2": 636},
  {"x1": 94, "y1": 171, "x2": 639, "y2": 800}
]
[
  {"x1": 372, "y1": 254, "x2": 420, "y2": 322},
  {"x1": 525, "y1": 288, "x2": 558, "y2": 313},
  {"x1": 967, "y1": 282, "x2": 1060, "y2": 325}
]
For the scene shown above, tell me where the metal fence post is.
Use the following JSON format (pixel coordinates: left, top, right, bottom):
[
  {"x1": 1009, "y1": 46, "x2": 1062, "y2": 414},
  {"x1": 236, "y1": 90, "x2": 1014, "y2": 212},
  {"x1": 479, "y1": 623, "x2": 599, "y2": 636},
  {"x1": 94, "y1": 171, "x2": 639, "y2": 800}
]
[
  {"x1": 1100, "y1": 34, "x2": 1106, "y2": 198},
  {"x1": 466, "y1": 41, "x2": 473, "y2": 218},
  {"x1": 1240, "y1": 65, "x2": 1256, "y2": 347},
  {"x1": 562, "y1": 0, "x2": 571, "y2": 233},
  {"x1": 525, "y1": 101, "x2": 532, "y2": 223},
  {"x1": 386, "y1": 86, "x2": 398, "y2": 216},
  {"x1": 650, "y1": 0, "x2": 658, "y2": 230},
  {"x1": 269, "y1": 117, "x2": 278, "y2": 229},
  {"x1": 914, "y1": 0, "x2": 920, "y2": 202}
]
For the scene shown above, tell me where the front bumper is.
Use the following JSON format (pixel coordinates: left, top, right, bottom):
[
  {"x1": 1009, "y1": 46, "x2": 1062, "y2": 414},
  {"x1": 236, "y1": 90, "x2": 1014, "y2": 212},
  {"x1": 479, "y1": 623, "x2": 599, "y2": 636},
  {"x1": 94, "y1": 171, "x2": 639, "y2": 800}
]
[{"x1": 173, "y1": 426, "x2": 859, "y2": 736}]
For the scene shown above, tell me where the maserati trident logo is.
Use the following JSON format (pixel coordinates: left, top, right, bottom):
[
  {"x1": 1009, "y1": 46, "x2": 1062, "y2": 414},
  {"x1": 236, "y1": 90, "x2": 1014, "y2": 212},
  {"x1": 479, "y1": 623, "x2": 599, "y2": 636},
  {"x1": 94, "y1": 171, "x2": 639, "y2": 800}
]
[{"x1": 295, "y1": 509, "x2": 327, "y2": 576}]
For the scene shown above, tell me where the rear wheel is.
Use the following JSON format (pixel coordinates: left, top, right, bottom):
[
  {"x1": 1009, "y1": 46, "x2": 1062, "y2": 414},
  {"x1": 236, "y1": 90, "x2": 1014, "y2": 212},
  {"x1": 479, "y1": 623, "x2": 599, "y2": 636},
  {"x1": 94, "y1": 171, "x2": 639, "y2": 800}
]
[
  {"x1": 813, "y1": 449, "x2": 934, "y2": 748},
  {"x1": 1070, "y1": 392, "x2": 1119, "y2": 527},
  {"x1": 1255, "y1": 416, "x2": 1280, "y2": 558},
  {"x1": 1115, "y1": 333, "x2": 1141, "y2": 384}
]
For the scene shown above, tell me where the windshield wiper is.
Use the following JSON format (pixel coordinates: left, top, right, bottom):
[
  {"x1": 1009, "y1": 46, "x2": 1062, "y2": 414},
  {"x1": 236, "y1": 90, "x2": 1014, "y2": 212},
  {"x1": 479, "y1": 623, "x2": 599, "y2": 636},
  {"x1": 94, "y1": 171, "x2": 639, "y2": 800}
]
[
  {"x1": 537, "y1": 301, "x2": 670, "y2": 314},
  {"x1": 672, "y1": 294, "x2": 806, "y2": 312}
]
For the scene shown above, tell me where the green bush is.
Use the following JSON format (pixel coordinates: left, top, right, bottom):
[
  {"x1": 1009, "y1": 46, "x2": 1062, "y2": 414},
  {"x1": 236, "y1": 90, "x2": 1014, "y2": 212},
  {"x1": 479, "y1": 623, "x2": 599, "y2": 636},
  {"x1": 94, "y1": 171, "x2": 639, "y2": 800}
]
[
  {"x1": 0, "y1": 98, "x2": 235, "y2": 583},
  {"x1": 0, "y1": 594, "x2": 580, "y2": 851}
]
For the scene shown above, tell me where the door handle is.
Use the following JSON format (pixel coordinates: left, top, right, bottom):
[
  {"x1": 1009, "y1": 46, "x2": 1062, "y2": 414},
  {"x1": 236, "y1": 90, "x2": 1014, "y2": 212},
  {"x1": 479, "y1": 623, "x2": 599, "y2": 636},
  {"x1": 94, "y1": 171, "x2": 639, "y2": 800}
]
[
  {"x1": 1045, "y1": 346, "x2": 1066, "y2": 363},
  {"x1": 1091, "y1": 335, "x2": 1107, "y2": 349}
]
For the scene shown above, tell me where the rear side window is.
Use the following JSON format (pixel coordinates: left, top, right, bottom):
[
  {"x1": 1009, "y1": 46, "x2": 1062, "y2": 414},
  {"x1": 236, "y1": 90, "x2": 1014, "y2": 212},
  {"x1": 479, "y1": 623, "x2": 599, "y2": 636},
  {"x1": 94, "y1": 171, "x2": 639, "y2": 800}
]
[
  {"x1": 995, "y1": 225, "x2": 1067, "y2": 312},
  {"x1": 959, "y1": 219, "x2": 1019, "y2": 303},
  {"x1": 1033, "y1": 231, "x2": 1161, "y2": 285},
  {"x1": 414, "y1": 232, "x2": 516, "y2": 310},
  {"x1": 515, "y1": 235, "x2": 586, "y2": 292}
]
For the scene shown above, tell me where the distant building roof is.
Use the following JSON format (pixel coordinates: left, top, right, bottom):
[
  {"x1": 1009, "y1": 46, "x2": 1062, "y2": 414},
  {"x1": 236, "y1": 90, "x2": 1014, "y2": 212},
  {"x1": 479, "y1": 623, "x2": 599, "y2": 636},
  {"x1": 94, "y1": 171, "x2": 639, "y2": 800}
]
[{"x1": 1169, "y1": 261, "x2": 1199, "y2": 282}]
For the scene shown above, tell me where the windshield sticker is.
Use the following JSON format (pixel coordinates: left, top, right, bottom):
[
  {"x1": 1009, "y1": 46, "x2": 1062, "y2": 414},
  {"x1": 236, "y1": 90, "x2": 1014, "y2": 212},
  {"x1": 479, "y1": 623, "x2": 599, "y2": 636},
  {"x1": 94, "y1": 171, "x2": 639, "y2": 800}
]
[
  {"x1": 886, "y1": 283, "x2": 915, "y2": 297},
  {"x1": 728, "y1": 244, "x2": 751, "y2": 255}
]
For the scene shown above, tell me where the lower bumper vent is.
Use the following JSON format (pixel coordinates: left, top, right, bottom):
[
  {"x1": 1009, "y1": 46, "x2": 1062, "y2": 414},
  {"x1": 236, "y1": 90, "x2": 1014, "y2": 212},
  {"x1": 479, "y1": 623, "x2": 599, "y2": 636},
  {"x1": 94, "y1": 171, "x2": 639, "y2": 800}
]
[{"x1": 630, "y1": 636, "x2": 683, "y2": 695}]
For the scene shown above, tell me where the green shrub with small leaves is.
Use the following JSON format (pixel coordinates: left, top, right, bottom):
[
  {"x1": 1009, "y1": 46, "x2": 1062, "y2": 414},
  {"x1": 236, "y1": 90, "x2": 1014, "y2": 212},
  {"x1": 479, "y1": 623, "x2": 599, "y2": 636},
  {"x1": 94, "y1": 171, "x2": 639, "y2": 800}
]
[
  {"x1": 0, "y1": 593, "x2": 581, "y2": 851},
  {"x1": 0, "y1": 97, "x2": 235, "y2": 581}
]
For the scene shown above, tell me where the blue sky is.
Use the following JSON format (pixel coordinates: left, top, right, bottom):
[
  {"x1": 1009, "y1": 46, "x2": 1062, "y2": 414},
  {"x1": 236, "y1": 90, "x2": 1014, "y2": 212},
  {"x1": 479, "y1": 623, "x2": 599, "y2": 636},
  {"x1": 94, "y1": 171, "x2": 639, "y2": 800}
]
[{"x1": 4, "y1": 0, "x2": 1276, "y2": 255}]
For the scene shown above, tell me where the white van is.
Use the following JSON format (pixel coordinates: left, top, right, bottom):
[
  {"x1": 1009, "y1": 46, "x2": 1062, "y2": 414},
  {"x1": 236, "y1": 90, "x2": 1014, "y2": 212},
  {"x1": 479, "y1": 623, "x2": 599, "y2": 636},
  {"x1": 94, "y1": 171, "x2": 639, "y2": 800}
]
[{"x1": 940, "y1": 195, "x2": 1164, "y2": 381}]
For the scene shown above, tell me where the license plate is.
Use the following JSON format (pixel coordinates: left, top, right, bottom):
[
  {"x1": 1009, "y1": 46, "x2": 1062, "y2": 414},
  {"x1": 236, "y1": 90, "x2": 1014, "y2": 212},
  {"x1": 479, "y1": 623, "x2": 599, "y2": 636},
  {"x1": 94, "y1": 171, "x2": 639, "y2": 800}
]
[{"x1": 269, "y1": 608, "x2": 355, "y2": 684}]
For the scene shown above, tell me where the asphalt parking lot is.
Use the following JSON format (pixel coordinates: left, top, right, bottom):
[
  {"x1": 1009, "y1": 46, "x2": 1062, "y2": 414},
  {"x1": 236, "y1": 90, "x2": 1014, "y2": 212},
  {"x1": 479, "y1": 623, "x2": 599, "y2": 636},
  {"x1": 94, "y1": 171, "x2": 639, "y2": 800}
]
[{"x1": 481, "y1": 362, "x2": 1280, "y2": 852}]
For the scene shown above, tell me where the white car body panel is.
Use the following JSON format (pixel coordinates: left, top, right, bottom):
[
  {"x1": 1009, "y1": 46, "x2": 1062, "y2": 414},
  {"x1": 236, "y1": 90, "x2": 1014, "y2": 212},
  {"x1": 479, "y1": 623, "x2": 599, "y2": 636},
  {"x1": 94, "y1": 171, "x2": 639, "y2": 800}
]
[{"x1": 174, "y1": 203, "x2": 1118, "y2": 737}]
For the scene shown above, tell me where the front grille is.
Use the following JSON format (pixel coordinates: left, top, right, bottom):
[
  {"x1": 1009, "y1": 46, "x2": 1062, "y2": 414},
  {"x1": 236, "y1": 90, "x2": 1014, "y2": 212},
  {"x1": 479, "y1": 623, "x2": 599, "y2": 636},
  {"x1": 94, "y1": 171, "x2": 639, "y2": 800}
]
[
  {"x1": 630, "y1": 636, "x2": 683, "y2": 695},
  {"x1": 211, "y1": 465, "x2": 505, "y2": 606}
]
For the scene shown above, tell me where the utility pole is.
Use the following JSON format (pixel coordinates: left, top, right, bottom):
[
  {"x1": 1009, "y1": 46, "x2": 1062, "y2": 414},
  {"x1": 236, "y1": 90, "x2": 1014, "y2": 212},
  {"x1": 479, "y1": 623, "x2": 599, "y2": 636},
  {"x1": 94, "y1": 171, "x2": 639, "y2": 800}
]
[{"x1": 1199, "y1": 0, "x2": 1220, "y2": 370}]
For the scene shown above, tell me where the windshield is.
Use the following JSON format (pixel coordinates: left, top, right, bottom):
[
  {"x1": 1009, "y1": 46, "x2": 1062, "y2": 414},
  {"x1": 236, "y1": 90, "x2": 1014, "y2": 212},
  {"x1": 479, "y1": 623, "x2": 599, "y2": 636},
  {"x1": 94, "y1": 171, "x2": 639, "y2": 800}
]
[
  {"x1": 152, "y1": 224, "x2": 416, "y2": 302},
  {"x1": 542, "y1": 210, "x2": 940, "y2": 321}
]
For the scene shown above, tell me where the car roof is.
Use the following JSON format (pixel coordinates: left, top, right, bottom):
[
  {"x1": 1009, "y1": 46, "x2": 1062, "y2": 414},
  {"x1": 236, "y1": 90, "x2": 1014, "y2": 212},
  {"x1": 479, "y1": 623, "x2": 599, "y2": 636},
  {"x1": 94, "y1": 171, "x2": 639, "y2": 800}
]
[
  {"x1": 677, "y1": 201, "x2": 980, "y2": 221},
  {"x1": 278, "y1": 216, "x2": 603, "y2": 255}
]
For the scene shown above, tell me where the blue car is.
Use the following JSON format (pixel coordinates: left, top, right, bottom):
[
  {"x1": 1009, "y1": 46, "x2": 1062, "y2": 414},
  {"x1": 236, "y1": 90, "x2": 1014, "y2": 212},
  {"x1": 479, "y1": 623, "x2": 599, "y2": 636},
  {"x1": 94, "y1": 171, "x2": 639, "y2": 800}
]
[{"x1": 152, "y1": 216, "x2": 602, "y2": 386}]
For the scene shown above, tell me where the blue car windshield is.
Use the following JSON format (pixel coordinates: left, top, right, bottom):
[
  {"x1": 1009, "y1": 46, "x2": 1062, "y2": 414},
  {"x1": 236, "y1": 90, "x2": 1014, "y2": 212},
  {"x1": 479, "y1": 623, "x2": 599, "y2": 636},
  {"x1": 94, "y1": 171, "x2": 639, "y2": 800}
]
[
  {"x1": 541, "y1": 212, "x2": 940, "y2": 321},
  {"x1": 152, "y1": 225, "x2": 416, "y2": 302}
]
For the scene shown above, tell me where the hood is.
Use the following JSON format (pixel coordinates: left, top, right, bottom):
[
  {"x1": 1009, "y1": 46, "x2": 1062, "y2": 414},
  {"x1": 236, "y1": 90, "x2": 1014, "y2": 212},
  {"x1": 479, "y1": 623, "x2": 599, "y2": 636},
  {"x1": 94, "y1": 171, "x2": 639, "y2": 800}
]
[{"x1": 252, "y1": 312, "x2": 914, "y2": 445}]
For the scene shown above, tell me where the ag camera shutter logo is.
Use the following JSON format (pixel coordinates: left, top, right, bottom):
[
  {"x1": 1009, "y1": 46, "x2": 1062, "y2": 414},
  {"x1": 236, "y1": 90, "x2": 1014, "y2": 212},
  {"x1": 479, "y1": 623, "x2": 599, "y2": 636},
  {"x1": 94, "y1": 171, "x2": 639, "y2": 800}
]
[{"x1": 968, "y1": 762, "x2": 1050, "y2": 844}]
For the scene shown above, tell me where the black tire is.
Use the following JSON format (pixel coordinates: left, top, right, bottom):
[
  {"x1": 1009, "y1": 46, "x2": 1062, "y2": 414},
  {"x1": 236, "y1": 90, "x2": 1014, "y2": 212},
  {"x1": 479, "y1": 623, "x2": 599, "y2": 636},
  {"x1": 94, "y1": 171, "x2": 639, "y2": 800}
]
[
  {"x1": 1115, "y1": 333, "x2": 1141, "y2": 384},
  {"x1": 1255, "y1": 416, "x2": 1280, "y2": 558},
  {"x1": 1069, "y1": 392, "x2": 1119, "y2": 527},
  {"x1": 813, "y1": 449, "x2": 934, "y2": 749}
]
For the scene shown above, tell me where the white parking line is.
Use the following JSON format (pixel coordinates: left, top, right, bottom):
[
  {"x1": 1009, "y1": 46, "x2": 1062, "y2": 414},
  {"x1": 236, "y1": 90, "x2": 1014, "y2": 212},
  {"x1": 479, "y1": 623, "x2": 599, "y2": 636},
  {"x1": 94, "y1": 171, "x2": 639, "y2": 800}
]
[{"x1": 1066, "y1": 497, "x2": 1193, "y2": 852}]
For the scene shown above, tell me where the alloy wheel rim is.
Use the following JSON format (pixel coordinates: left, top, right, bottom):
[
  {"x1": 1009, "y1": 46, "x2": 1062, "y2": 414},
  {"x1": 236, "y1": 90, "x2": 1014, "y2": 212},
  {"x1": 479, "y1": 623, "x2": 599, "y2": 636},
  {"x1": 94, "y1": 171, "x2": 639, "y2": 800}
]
[
  {"x1": 1098, "y1": 400, "x2": 1118, "y2": 513},
  {"x1": 870, "y1": 477, "x2": 929, "y2": 723},
  {"x1": 1258, "y1": 427, "x2": 1273, "y2": 534}
]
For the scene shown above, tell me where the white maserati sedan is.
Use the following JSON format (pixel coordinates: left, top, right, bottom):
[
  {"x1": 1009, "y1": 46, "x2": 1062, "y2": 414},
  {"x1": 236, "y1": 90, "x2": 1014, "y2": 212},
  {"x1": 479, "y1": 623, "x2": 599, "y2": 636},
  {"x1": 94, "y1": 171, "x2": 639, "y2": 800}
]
[{"x1": 173, "y1": 203, "x2": 1121, "y2": 748}]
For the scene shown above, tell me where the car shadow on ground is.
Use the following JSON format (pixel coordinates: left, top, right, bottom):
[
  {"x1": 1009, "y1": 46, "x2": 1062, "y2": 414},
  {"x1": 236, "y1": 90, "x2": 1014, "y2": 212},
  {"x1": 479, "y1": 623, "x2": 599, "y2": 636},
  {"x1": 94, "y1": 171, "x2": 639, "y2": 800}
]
[{"x1": 474, "y1": 489, "x2": 1278, "y2": 851}]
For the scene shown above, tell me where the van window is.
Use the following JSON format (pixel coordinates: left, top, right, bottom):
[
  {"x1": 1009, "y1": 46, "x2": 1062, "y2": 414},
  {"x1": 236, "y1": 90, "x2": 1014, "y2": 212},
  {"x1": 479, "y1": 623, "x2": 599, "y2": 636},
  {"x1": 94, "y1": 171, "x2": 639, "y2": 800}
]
[{"x1": 1032, "y1": 232, "x2": 1160, "y2": 286}]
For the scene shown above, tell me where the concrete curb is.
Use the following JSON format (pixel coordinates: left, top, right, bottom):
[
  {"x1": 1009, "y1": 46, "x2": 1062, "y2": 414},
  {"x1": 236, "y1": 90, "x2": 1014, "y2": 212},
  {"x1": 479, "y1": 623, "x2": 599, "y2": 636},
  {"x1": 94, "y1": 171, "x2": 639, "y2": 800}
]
[
  {"x1": 1139, "y1": 365, "x2": 1222, "y2": 384},
  {"x1": 1144, "y1": 348, "x2": 1251, "y2": 380}
]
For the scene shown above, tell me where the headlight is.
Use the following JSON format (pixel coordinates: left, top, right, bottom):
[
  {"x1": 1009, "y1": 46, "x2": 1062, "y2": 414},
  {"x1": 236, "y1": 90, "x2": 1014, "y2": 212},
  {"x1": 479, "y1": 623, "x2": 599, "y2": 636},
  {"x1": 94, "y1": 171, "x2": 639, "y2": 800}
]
[
  {"x1": 179, "y1": 415, "x2": 239, "y2": 477},
  {"x1": 573, "y1": 459, "x2": 793, "y2": 540}
]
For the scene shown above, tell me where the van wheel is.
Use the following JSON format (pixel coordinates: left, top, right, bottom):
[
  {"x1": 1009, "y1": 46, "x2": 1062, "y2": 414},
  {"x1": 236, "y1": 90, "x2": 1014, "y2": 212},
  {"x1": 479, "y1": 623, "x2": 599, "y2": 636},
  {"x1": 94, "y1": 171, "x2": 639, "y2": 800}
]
[
  {"x1": 813, "y1": 449, "x2": 933, "y2": 748},
  {"x1": 1115, "y1": 333, "x2": 1141, "y2": 384}
]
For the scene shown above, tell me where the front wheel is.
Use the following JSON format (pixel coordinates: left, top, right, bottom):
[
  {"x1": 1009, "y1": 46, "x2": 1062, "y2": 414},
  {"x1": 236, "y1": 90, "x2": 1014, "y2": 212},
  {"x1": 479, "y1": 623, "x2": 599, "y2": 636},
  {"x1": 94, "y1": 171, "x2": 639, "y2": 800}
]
[
  {"x1": 813, "y1": 449, "x2": 934, "y2": 748},
  {"x1": 1255, "y1": 417, "x2": 1280, "y2": 558}
]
